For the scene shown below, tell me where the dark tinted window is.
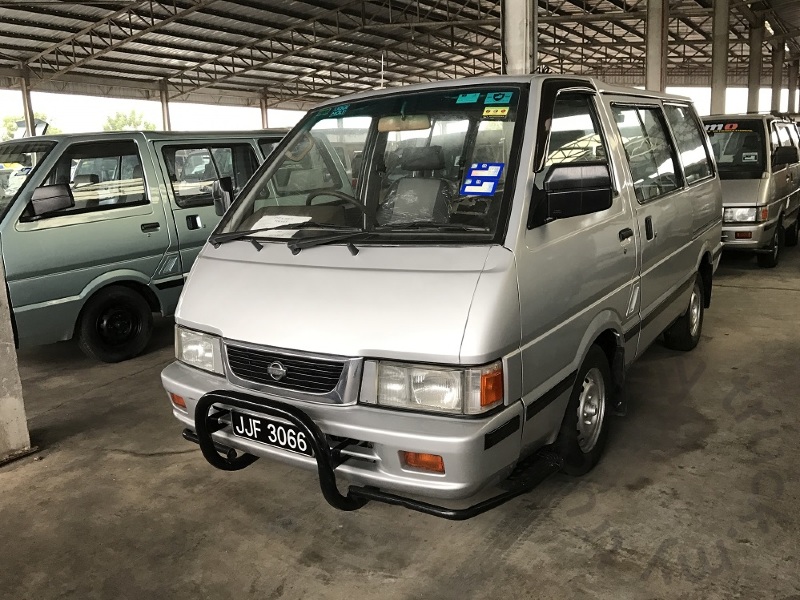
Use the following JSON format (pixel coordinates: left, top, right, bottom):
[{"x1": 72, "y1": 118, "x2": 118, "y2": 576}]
[
  {"x1": 704, "y1": 119, "x2": 766, "y2": 179},
  {"x1": 664, "y1": 104, "x2": 713, "y2": 184}
]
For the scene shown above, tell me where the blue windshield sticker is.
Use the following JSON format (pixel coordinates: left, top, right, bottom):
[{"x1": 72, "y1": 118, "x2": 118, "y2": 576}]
[
  {"x1": 329, "y1": 104, "x2": 350, "y2": 117},
  {"x1": 460, "y1": 178, "x2": 498, "y2": 196},
  {"x1": 485, "y1": 92, "x2": 514, "y2": 105},
  {"x1": 467, "y1": 162, "x2": 504, "y2": 179},
  {"x1": 456, "y1": 92, "x2": 481, "y2": 104}
]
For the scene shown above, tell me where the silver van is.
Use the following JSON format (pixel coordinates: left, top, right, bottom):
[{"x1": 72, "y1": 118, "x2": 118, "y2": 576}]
[
  {"x1": 702, "y1": 113, "x2": 800, "y2": 268},
  {"x1": 0, "y1": 129, "x2": 286, "y2": 362},
  {"x1": 162, "y1": 76, "x2": 723, "y2": 519}
]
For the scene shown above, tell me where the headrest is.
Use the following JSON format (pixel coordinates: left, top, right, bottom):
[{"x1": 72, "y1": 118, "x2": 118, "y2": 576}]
[
  {"x1": 400, "y1": 146, "x2": 445, "y2": 171},
  {"x1": 73, "y1": 174, "x2": 99, "y2": 185},
  {"x1": 131, "y1": 165, "x2": 143, "y2": 179}
]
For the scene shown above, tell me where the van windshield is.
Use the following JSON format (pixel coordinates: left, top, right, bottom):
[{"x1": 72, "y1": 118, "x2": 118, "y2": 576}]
[
  {"x1": 219, "y1": 85, "x2": 526, "y2": 244},
  {"x1": 703, "y1": 119, "x2": 766, "y2": 180},
  {"x1": 0, "y1": 140, "x2": 57, "y2": 218}
]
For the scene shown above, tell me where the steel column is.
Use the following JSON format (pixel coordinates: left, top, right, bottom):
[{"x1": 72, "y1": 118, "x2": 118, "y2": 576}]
[
  {"x1": 771, "y1": 43, "x2": 785, "y2": 112},
  {"x1": 260, "y1": 94, "x2": 269, "y2": 128},
  {"x1": 19, "y1": 65, "x2": 35, "y2": 137},
  {"x1": 747, "y1": 20, "x2": 764, "y2": 113},
  {"x1": 160, "y1": 79, "x2": 171, "y2": 131},
  {"x1": 710, "y1": 0, "x2": 730, "y2": 114},
  {"x1": 645, "y1": 0, "x2": 668, "y2": 91},
  {"x1": 788, "y1": 61, "x2": 798, "y2": 114},
  {"x1": 502, "y1": 0, "x2": 537, "y2": 75}
]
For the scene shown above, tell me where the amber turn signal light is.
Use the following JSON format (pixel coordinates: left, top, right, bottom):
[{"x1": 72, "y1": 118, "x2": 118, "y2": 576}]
[
  {"x1": 401, "y1": 451, "x2": 445, "y2": 473},
  {"x1": 170, "y1": 393, "x2": 187, "y2": 409},
  {"x1": 480, "y1": 365, "x2": 504, "y2": 407}
]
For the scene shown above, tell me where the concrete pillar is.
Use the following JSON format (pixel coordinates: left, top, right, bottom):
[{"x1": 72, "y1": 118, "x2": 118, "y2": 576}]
[
  {"x1": 502, "y1": 0, "x2": 537, "y2": 75},
  {"x1": 747, "y1": 20, "x2": 764, "y2": 113},
  {"x1": 0, "y1": 260, "x2": 30, "y2": 463},
  {"x1": 788, "y1": 61, "x2": 798, "y2": 114},
  {"x1": 20, "y1": 65, "x2": 35, "y2": 137},
  {"x1": 260, "y1": 95, "x2": 269, "y2": 129},
  {"x1": 645, "y1": 0, "x2": 668, "y2": 92},
  {"x1": 771, "y1": 43, "x2": 785, "y2": 112},
  {"x1": 160, "y1": 79, "x2": 171, "y2": 131},
  {"x1": 710, "y1": 0, "x2": 730, "y2": 114}
]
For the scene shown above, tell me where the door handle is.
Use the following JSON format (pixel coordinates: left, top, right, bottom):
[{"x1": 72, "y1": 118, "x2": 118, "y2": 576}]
[
  {"x1": 618, "y1": 228, "x2": 634, "y2": 242},
  {"x1": 186, "y1": 215, "x2": 202, "y2": 230},
  {"x1": 645, "y1": 216, "x2": 656, "y2": 240},
  {"x1": 141, "y1": 222, "x2": 160, "y2": 233}
]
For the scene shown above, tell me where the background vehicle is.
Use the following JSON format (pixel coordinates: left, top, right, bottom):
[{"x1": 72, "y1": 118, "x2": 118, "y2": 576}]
[
  {"x1": 702, "y1": 113, "x2": 800, "y2": 268},
  {"x1": 0, "y1": 129, "x2": 287, "y2": 362},
  {"x1": 163, "y1": 76, "x2": 722, "y2": 518}
]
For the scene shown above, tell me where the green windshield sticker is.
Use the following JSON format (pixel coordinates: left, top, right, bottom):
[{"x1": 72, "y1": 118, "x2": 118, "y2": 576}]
[
  {"x1": 456, "y1": 92, "x2": 481, "y2": 104},
  {"x1": 485, "y1": 92, "x2": 514, "y2": 105},
  {"x1": 329, "y1": 104, "x2": 350, "y2": 117}
]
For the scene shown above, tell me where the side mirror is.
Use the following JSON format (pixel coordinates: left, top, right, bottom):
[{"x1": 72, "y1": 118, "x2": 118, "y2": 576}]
[
  {"x1": 30, "y1": 184, "x2": 75, "y2": 217},
  {"x1": 541, "y1": 162, "x2": 613, "y2": 222},
  {"x1": 212, "y1": 176, "x2": 234, "y2": 217},
  {"x1": 772, "y1": 145, "x2": 799, "y2": 167}
]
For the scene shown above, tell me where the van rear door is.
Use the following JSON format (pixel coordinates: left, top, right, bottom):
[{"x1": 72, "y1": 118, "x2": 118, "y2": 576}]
[{"x1": 154, "y1": 140, "x2": 261, "y2": 273}]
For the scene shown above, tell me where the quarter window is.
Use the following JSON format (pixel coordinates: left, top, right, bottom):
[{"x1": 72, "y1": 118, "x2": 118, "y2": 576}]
[
  {"x1": 39, "y1": 141, "x2": 148, "y2": 216},
  {"x1": 663, "y1": 104, "x2": 713, "y2": 184},
  {"x1": 162, "y1": 144, "x2": 259, "y2": 208},
  {"x1": 612, "y1": 105, "x2": 681, "y2": 202}
]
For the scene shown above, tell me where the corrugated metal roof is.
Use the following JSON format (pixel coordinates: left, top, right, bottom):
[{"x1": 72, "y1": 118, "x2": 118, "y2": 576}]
[{"x1": 0, "y1": 0, "x2": 797, "y2": 108}]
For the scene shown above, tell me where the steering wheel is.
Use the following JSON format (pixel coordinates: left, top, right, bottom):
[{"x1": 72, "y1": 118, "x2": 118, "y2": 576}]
[{"x1": 305, "y1": 189, "x2": 367, "y2": 214}]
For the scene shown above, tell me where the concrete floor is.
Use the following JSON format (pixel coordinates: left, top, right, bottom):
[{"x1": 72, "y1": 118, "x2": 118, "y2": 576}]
[{"x1": 2, "y1": 250, "x2": 799, "y2": 600}]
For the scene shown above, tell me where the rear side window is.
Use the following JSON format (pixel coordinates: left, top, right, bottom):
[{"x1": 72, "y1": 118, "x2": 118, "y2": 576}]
[
  {"x1": 612, "y1": 105, "x2": 681, "y2": 203},
  {"x1": 38, "y1": 140, "x2": 147, "y2": 216},
  {"x1": 663, "y1": 105, "x2": 714, "y2": 185},
  {"x1": 162, "y1": 143, "x2": 259, "y2": 208}
]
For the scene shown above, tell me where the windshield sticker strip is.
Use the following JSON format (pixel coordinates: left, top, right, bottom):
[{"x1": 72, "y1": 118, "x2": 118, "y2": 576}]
[
  {"x1": 329, "y1": 104, "x2": 350, "y2": 118},
  {"x1": 704, "y1": 123, "x2": 741, "y2": 131},
  {"x1": 467, "y1": 162, "x2": 504, "y2": 179},
  {"x1": 460, "y1": 178, "x2": 498, "y2": 196},
  {"x1": 456, "y1": 92, "x2": 481, "y2": 104},
  {"x1": 484, "y1": 92, "x2": 514, "y2": 104},
  {"x1": 483, "y1": 106, "x2": 509, "y2": 118}
]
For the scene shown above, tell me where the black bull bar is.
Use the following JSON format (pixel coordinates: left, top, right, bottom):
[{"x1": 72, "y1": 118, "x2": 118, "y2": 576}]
[{"x1": 188, "y1": 390, "x2": 562, "y2": 521}]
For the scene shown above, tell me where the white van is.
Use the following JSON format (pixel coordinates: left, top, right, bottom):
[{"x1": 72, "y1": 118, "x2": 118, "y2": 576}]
[{"x1": 162, "y1": 76, "x2": 722, "y2": 519}]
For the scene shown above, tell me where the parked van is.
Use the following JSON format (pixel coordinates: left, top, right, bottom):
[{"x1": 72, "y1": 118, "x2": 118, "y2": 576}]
[
  {"x1": 0, "y1": 129, "x2": 287, "y2": 361},
  {"x1": 163, "y1": 76, "x2": 722, "y2": 519},
  {"x1": 702, "y1": 113, "x2": 800, "y2": 267}
]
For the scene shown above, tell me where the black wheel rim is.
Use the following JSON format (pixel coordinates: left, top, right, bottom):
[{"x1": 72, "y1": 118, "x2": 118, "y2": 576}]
[{"x1": 96, "y1": 304, "x2": 141, "y2": 346}]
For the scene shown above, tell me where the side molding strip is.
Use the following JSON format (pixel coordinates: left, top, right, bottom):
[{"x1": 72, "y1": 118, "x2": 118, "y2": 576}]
[{"x1": 526, "y1": 370, "x2": 577, "y2": 421}]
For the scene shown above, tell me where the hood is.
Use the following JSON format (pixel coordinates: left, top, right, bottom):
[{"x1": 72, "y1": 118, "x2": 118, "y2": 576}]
[
  {"x1": 177, "y1": 241, "x2": 494, "y2": 363},
  {"x1": 719, "y1": 177, "x2": 766, "y2": 207}
]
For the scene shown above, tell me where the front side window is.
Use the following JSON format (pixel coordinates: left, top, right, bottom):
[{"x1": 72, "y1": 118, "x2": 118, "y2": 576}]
[
  {"x1": 37, "y1": 141, "x2": 147, "y2": 216},
  {"x1": 703, "y1": 119, "x2": 767, "y2": 179},
  {"x1": 664, "y1": 104, "x2": 713, "y2": 185},
  {"x1": 0, "y1": 140, "x2": 56, "y2": 218},
  {"x1": 544, "y1": 94, "x2": 607, "y2": 167},
  {"x1": 219, "y1": 86, "x2": 526, "y2": 244},
  {"x1": 612, "y1": 105, "x2": 681, "y2": 202},
  {"x1": 162, "y1": 144, "x2": 259, "y2": 208}
]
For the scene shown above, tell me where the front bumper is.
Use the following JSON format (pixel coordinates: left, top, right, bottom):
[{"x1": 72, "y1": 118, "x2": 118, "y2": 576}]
[
  {"x1": 162, "y1": 361, "x2": 529, "y2": 503},
  {"x1": 721, "y1": 219, "x2": 777, "y2": 251}
]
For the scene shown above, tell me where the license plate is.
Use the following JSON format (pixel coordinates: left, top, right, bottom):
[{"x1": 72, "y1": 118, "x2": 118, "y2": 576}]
[{"x1": 229, "y1": 410, "x2": 313, "y2": 456}]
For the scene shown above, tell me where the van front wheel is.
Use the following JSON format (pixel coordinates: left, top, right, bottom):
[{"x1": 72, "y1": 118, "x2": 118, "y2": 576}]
[
  {"x1": 77, "y1": 286, "x2": 153, "y2": 363},
  {"x1": 555, "y1": 346, "x2": 611, "y2": 476}
]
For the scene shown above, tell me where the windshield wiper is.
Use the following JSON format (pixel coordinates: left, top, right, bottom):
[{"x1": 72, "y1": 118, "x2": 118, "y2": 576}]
[
  {"x1": 287, "y1": 230, "x2": 372, "y2": 256},
  {"x1": 376, "y1": 221, "x2": 488, "y2": 232},
  {"x1": 210, "y1": 221, "x2": 359, "y2": 248}
]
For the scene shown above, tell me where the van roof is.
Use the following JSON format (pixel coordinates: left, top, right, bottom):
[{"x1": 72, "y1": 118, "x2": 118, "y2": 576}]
[
  {"x1": 311, "y1": 74, "x2": 692, "y2": 108},
  {"x1": 3, "y1": 128, "x2": 290, "y2": 144}
]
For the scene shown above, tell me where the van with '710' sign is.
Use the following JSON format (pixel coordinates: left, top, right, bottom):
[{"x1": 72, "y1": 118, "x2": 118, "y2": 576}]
[{"x1": 163, "y1": 75, "x2": 722, "y2": 519}]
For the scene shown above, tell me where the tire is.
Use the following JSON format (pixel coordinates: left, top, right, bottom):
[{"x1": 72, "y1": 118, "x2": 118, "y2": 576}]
[
  {"x1": 663, "y1": 276, "x2": 704, "y2": 352},
  {"x1": 785, "y1": 217, "x2": 799, "y2": 247},
  {"x1": 76, "y1": 285, "x2": 153, "y2": 363},
  {"x1": 757, "y1": 225, "x2": 783, "y2": 268},
  {"x1": 555, "y1": 345, "x2": 612, "y2": 476}
]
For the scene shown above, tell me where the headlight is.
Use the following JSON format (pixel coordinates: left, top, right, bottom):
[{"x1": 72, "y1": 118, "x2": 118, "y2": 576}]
[
  {"x1": 723, "y1": 207, "x2": 758, "y2": 223},
  {"x1": 370, "y1": 360, "x2": 504, "y2": 415},
  {"x1": 175, "y1": 326, "x2": 223, "y2": 374}
]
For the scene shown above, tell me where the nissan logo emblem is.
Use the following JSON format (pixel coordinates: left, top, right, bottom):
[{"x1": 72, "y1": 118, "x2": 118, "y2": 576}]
[{"x1": 267, "y1": 361, "x2": 287, "y2": 381}]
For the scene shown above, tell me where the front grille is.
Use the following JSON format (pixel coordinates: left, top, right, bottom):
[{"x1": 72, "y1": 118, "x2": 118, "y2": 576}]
[{"x1": 226, "y1": 345, "x2": 345, "y2": 394}]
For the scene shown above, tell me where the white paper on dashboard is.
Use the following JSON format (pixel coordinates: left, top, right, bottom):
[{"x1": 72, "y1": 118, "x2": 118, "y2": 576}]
[{"x1": 248, "y1": 215, "x2": 312, "y2": 238}]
